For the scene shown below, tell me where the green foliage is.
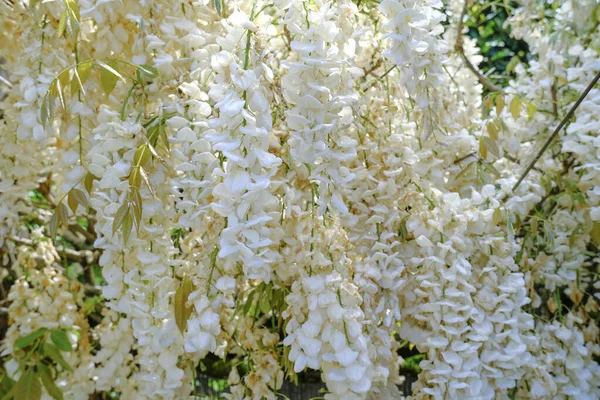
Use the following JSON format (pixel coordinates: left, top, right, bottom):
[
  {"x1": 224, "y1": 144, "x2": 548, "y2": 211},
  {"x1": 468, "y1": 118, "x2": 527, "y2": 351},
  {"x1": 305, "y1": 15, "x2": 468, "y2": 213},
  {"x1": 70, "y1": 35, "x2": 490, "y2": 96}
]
[{"x1": 463, "y1": 3, "x2": 530, "y2": 89}]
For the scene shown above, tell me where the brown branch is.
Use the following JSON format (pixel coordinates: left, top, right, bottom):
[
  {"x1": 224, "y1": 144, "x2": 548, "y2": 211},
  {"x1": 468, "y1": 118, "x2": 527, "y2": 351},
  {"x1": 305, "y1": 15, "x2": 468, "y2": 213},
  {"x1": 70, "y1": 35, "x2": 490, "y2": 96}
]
[
  {"x1": 455, "y1": 2, "x2": 503, "y2": 94},
  {"x1": 512, "y1": 69, "x2": 600, "y2": 192}
]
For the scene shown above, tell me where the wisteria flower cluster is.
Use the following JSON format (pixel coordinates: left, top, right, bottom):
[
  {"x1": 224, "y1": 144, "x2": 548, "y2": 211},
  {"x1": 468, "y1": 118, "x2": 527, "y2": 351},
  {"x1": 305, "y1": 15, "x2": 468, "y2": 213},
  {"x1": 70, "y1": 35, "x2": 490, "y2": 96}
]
[{"x1": 0, "y1": 0, "x2": 599, "y2": 399}]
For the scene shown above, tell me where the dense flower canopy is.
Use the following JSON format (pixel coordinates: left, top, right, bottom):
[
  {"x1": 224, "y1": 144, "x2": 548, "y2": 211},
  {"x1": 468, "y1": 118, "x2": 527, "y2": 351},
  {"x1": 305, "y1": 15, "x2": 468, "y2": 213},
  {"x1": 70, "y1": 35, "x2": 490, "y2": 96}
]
[{"x1": 0, "y1": 0, "x2": 600, "y2": 399}]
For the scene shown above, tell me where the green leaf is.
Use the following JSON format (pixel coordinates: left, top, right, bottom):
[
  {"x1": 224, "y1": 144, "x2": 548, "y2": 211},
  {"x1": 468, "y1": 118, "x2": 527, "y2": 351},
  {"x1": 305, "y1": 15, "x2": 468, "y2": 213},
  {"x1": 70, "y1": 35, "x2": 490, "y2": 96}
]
[
  {"x1": 0, "y1": 374, "x2": 15, "y2": 399},
  {"x1": 112, "y1": 203, "x2": 129, "y2": 236},
  {"x1": 456, "y1": 162, "x2": 474, "y2": 181},
  {"x1": 58, "y1": 203, "x2": 69, "y2": 226},
  {"x1": 174, "y1": 277, "x2": 195, "y2": 335},
  {"x1": 49, "y1": 211, "x2": 59, "y2": 240},
  {"x1": 50, "y1": 330, "x2": 72, "y2": 352},
  {"x1": 40, "y1": 95, "x2": 55, "y2": 129},
  {"x1": 122, "y1": 212, "x2": 133, "y2": 245},
  {"x1": 98, "y1": 60, "x2": 122, "y2": 95},
  {"x1": 15, "y1": 328, "x2": 47, "y2": 349},
  {"x1": 42, "y1": 344, "x2": 72, "y2": 372},
  {"x1": 213, "y1": 0, "x2": 222, "y2": 16},
  {"x1": 136, "y1": 64, "x2": 158, "y2": 79},
  {"x1": 13, "y1": 370, "x2": 42, "y2": 400},
  {"x1": 37, "y1": 364, "x2": 64, "y2": 400}
]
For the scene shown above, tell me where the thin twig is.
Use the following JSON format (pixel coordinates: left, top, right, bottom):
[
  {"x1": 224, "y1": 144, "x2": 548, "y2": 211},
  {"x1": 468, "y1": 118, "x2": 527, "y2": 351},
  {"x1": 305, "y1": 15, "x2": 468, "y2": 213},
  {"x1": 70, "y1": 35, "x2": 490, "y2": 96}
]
[
  {"x1": 512, "y1": 69, "x2": 600, "y2": 192},
  {"x1": 455, "y1": 2, "x2": 503, "y2": 93}
]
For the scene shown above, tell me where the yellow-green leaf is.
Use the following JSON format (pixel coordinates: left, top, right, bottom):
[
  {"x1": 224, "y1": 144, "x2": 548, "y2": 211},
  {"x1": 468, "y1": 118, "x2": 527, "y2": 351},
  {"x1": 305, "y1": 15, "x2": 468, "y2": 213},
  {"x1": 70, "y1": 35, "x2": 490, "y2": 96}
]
[
  {"x1": 129, "y1": 167, "x2": 142, "y2": 189},
  {"x1": 531, "y1": 217, "x2": 539, "y2": 235},
  {"x1": 65, "y1": 0, "x2": 80, "y2": 21},
  {"x1": 138, "y1": 167, "x2": 155, "y2": 197},
  {"x1": 40, "y1": 95, "x2": 55, "y2": 128},
  {"x1": 67, "y1": 192, "x2": 78, "y2": 214},
  {"x1": 591, "y1": 222, "x2": 600, "y2": 246},
  {"x1": 174, "y1": 277, "x2": 195, "y2": 335},
  {"x1": 510, "y1": 96, "x2": 521, "y2": 119},
  {"x1": 487, "y1": 120, "x2": 499, "y2": 141},
  {"x1": 71, "y1": 61, "x2": 92, "y2": 96},
  {"x1": 13, "y1": 370, "x2": 42, "y2": 400},
  {"x1": 130, "y1": 189, "x2": 142, "y2": 233},
  {"x1": 482, "y1": 136, "x2": 499, "y2": 158},
  {"x1": 134, "y1": 144, "x2": 151, "y2": 167},
  {"x1": 527, "y1": 102, "x2": 536, "y2": 122},
  {"x1": 70, "y1": 188, "x2": 87, "y2": 210},
  {"x1": 122, "y1": 212, "x2": 133, "y2": 244},
  {"x1": 98, "y1": 60, "x2": 122, "y2": 95},
  {"x1": 83, "y1": 171, "x2": 96, "y2": 194},
  {"x1": 57, "y1": 11, "x2": 67, "y2": 38},
  {"x1": 495, "y1": 94, "x2": 505, "y2": 116},
  {"x1": 479, "y1": 138, "x2": 488, "y2": 159},
  {"x1": 483, "y1": 95, "x2": 493, "y2": 113},
  {"x1": 493, "y1": 208, "x2": 502, "y2": 225},
  {"x1": 38, "y1": 363, "x2": 64, "y2": 400}
]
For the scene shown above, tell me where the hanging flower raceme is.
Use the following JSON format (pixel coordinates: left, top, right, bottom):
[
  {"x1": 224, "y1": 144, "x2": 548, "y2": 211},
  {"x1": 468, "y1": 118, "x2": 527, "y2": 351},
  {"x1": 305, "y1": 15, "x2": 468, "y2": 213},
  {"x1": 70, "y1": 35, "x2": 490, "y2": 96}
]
[{"x1": 0, "y1": 0, "x2": 599, "y2": 399}]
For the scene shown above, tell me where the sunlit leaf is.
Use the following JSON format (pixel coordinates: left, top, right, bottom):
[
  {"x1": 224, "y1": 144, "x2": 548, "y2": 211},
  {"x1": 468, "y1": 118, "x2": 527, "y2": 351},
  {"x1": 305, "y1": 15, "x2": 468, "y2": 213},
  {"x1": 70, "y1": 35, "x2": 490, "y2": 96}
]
[
  {"x1": 138, "y1": 167, "x2": 155, "y2": 197},
  {"x1": 71, "y1": 61, "x2": 92, "y2": 96},
  {"x1": 134, "y1": 144, "x2": 151, "y2": 167},
  {"x1": 98, "y1": 60, "x2": 122, "y2": 95},
  {"x1": 57, "y1": 11, "x2": 67, "y2": 38}
]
